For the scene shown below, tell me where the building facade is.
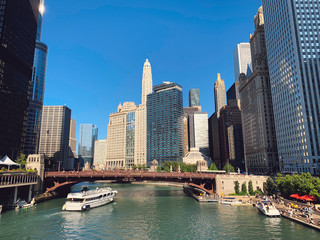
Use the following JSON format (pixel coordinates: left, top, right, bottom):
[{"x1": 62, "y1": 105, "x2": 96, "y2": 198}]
[
  {"x1": 219, "y1": 105, "x2": 244, "y2": 171},
  {"x1": 0, "y1": 0, "x2": 40, "y2": 159},
  {"x1": 233, "y1": 43, "x2": 252, "y2": 82},
  {"x1": 94, "y1": 139, "x2": 107, "y2": 170},
  {"x1": 134, "y1": 59, "x2": 153, "y2": 166},
  {"x1": 67, "y1": 118, "x2": 77, "y2": 170},
  {"x1": 38, "y1": 106, "x2": 71, "y2": 170},
  {"x1": 214, "y1": 73, "x2": 226, "y2": 118},
  {"x1": 226, "y1": 81, "x2": 240, "y2": 108},
  {"x1": 147, "y1": 82, "x2": 184, "y2": 165},
  {"x1": 239, "y1": 7, "x2": 278, "y2": 174},
  {"x1": 262, "y1": 0, "x2": 320, "y2": 174},
  {"x1": 25, "y1": 1, "x2": 48, "y2": 155},
  {"x1": 189, "y1": 89, "x2": 200, "y2": 107},
  {"x1": 78, "y1": 124, "x2": 98, "y2": 168},
  {"x1": 106, "y1": 102, "x2": 136, "y2": 169}
]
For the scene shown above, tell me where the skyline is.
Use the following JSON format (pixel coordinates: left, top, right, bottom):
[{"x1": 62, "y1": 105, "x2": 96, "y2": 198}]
[{"x1": 42, "y1": 0, "x2": 261, "y2": 140}]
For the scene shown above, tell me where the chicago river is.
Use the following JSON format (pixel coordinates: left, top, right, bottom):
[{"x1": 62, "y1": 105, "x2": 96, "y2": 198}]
[{"x1": 0, "y1": 183, "x2": 319, "y2": 239}]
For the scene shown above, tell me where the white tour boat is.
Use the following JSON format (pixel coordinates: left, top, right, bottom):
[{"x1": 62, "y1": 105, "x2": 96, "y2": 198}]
[
  {"x1": 256, "y1": 200, "x2": 281, "y2": 217},
  {"x1": 62, "y1": 186, "x2": 117, "y2": 211}
]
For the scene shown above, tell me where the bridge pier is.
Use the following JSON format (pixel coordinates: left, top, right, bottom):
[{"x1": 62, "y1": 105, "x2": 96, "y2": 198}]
[{"x1": 13, "y1": 186, "x2": 18, "y2": 206}]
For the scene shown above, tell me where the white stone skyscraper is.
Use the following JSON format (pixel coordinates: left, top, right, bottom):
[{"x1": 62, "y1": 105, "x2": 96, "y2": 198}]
[
  {"x1": 135, "y1": 59, "x2": 153, "y2": 166},
  {"x1": 141, "y1": 59, "x2": 153, "y2": 105},
  {"x1": 214, "y1": 73, "x2": 226, "y2": 117}
]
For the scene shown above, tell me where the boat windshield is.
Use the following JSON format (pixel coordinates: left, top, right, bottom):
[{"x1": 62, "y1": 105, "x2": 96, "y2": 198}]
[{"x1": 67, "y1": 198, "x2": 83, "y2": 202}]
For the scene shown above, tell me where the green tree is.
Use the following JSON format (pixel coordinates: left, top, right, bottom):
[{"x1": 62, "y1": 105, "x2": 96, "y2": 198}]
[
  {"x1": 156, "y1": 166, "x2": 162, "y2": 172},
  {"x1": 132, "y1": 164, "x2": 137, "y2": 170},
  {"x1": 16, "y1": 152, "x2": 26, "y2": 168},
  {"x1": 234, "y1": 181, "x2": 240, "y2": 194},
  {"x1": 223, "y1": 163, "x2": 235, "y2": 173},
  {"x1": 248, "y1": 180, "x2": 254, "y2": 195},
  {"x1": 209, "y1": 163, "x2": 218, "y2": 170},
  {"x1": 265, "y1": 177, "x2": 277, "y2": 195},
  {"x1": 241, "y1": 182, "x2": 247, "y2": 195}
]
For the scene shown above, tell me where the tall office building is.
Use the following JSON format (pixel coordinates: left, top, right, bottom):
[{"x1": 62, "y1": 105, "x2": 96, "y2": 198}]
[
  {"x1": 226, "y1": 82, "x2": 241, "y2": 108},
  {"x1": 214, "y1": 73, "x2": 226, "y2": 117},
  {"x1": 0, "y1": 0, "x2": 40, "y2": 159},
  {"x1": 94, "y1": 139, "x2": 107, "y2": 170},
  {"x1": 189, "y1": 89, "x2": 200, "y2": 107},
  {"x1": 38, "y1": 106, "x2": 71, "y2": 170},
  {"x1": 67, "y1": 118, "x2": 77, "y2": 170},
  {"x1": 262, "y1": 0, "x2": 320, "y2": 174},
  {"x1": 239, "y1": 7, "x2": 278, "y2": 174},
  {"x1": 219, "y1": 105, "x2": 244, "y2": 170},
  {"x1": 134, "y1": 59, "x2": 153, "y2": 166},
  {"x1": 78, "y1": 124, "x2": 98, "y2": 168},
  {"x1": 106, "y1": 102, "x2": 136, "y2": 169},
  {"x1": 25, "y1": 0, "x2": 48, "y2": 155},
  {"x1": 208, "y1": 112, "x2": 221, "y2": 168},
  {"x1": 147, "y1": 82, "x2": 184, "y2": 164},
  {"x1": 233, "y1": 43, "x2": 252, "y2": 81}
]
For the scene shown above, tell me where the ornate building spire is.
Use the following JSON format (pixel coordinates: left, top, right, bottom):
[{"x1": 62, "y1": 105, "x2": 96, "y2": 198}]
[
  {"x1": 141, "y1": 59, "x2": 153, "y2": 105},
  {"x1": 214, "y1": 73, "x2": 226, "y2": 117}
]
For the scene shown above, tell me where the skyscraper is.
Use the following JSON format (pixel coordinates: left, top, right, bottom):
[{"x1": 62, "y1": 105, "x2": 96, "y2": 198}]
[
  {"x1": 0, "y1": 0, "x2": 40, "y2": 159},
  {"x1": 68, "y1": 118, "x2": 77, "y2": 170},
  {"x1": 106, "y1": 102, "x2": 136, "y2": 169},
  {"x1": 134, "y1": 59, "x2": 153, "y2": 166},
  {"x1": 78, "y1": 124, "x2": 98, "y2": 168},
  {"x1": 38, "y1": 106, "x2": 71, "y2": 170},
  {"x1": 262, "y1": 0, "x2": 320, "y2": 174},
  {"x1": 226, "y1": 82, "x2": 240, "y2": 108},
  {"x1": 189, "y1": 89, "x2": 200, "y2": 107},
  {"x1": 239, "y1": 7, "x2": 278, "y2": 174},
  {"x1": 233, "y1": 43, "x2": 252, "y2": 81},
  {"x1": 25, "y1": 0, "x2": 48, "y2": 155},
  {"x1": 214, "y1": 73, "x2": 226, "y2": 117},
  {"x1": 147, "y1": 82, "x2": 184, "y2": 164},
  {"x1": 94, "y1": 139, "x2": 107, "y2": 170}
]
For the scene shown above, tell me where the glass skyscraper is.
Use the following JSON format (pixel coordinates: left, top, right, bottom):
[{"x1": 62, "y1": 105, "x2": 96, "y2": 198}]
[
  {"x1": 126, "y1": 111, "x2": 135, "y2": 167},
  {"x1": 0, "y1": 0, "x2": 40, "y2": 159},
  {"x1": 25, "y1": 1, "x2": 48, "y2": 154},
  {"x1": 147, "y1": 82, "x2": 184, "y2": 165},
  {"x1": 189, "y1": 89, "x2": 200, "y2": 107},
  {"x1": 262, "y1": 0, "x2": 320, "y2": 174},
  {"x1": 78, "y1": 124, "x2": 98, "y2": 168}
]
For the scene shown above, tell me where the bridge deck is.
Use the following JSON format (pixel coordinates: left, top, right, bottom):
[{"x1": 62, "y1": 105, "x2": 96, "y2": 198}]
[{"x1": 45, "y1": 170, "x2": 216, "y2": 180}]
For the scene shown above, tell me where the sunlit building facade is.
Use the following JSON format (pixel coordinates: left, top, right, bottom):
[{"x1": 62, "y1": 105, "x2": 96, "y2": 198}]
[
  {"x1": 262, "y1": 0, "x2": 320, "y2": 174},
  {"x1": 78, "y1": 124, "x2": 98, "y2": 168},
  {"x1": 147, "y1": 82, "x2": 184, "y2": 164}
]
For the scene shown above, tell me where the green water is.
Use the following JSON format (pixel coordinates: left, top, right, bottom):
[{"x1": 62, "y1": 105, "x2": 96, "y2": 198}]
[{"x1": 0, "y1": 182, "x2": 319, "y2": 240}]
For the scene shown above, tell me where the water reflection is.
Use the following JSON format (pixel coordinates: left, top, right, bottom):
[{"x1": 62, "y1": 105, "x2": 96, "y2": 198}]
[{"x1": 0, "y1": 183, "x2": 320, "y2": 240}]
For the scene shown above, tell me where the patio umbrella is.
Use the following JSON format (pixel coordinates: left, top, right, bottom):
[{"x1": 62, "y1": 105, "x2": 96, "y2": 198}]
[
  {"x1": 300, "y1": 195, "x2": 317, "y2": 201},
  {"x1": 290, "y1": 193, "x2": 302, "y2": 199}
]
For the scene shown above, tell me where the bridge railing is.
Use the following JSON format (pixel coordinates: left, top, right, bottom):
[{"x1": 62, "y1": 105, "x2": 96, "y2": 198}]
[
  {"x1": 0, "y1": 172, "x2": 38, "y2": 188},
  {"x1": 45, "y1": 170, "x2": 216, "y2": 180}
]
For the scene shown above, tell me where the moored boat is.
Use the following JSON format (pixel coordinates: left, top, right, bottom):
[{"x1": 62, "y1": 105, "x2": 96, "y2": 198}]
[
  {"x1": 256, "y1": 200, "x2": 281, "y2": 217},
  {"x1": 62, "y1": 186, "x2": 117, "y2": 211}
]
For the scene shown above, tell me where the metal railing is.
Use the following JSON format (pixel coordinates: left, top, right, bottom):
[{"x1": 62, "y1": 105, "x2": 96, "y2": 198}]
[{"x1": 0, "y1": 172, "x2": 38, "y2": 187}]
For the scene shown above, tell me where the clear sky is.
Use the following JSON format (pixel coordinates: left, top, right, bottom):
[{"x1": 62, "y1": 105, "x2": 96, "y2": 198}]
[{"x1": 42, "y1": 0, "x2": 261, "y2": 141}]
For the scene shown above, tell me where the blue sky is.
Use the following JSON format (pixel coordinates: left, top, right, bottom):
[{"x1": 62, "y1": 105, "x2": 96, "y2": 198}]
[{"x1": 42, "y1": 0, "x2": 261, "y2": 141}]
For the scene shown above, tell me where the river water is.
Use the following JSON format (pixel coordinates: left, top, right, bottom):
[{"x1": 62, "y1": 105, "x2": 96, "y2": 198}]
[{"x1": 0, "y1": 182, "x2": 319, "y2": 240}]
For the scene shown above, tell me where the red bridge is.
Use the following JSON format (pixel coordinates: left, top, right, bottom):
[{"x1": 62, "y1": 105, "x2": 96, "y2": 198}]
[{"x1": 44, "y1": 170, "x2": 217, "y2": 195}]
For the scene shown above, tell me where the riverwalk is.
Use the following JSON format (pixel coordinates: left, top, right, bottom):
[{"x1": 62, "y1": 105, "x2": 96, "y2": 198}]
[{"x1": 272, "y1": 200, "x2": 320, "y2": 231}]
